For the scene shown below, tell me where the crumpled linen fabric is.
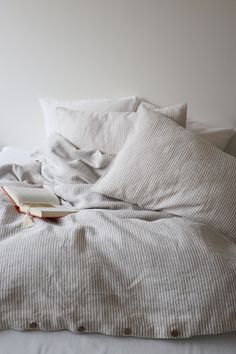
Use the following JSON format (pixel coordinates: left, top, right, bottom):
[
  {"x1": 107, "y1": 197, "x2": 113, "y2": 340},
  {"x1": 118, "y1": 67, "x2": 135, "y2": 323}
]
[{"x1": 0, "y1": 133, "x2": 235, "y2": 339}]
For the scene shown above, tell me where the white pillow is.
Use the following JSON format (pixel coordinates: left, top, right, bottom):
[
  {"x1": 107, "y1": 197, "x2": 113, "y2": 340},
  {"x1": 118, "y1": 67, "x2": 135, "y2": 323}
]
[
  {"x1": 56, "y1": 103, "x2": 187, "y2": 154},
  {"x1": 93, "y1": 105, "x2": 236, "y2": 241},
  {"x1": 187, "y1": 120, "x2": 235, "y2": 150},
  {"x1": 138, "y1": 100, "x2": 235, "y2": 150},
  {"x1": 225, "y1": 131, "x2": 236, "y2": 157},
  {"x1": 40, "y1": 96, "x2": 139, "y2": 136}
]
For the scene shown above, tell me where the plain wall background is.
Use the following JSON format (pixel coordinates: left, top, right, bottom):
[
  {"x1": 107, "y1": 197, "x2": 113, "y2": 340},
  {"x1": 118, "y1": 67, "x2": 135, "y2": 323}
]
[{"x1": 0, "y1": 0, "x2": 235, "y2": 148}]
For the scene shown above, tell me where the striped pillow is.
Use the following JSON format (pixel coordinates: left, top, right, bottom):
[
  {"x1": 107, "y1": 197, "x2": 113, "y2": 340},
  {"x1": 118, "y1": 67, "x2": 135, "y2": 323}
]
[
  {"x1": 138, "y1": 101, "x2": 235, "y2": 150},
  {"x1": 55, "y1": 103, "x2": 187, "y2": 154},
  {"x1": 93, "y1": 105, "x2": 236, "y2": 241},
  {"x1": 40, "y1": 96, "x2": 140, "y2": 136}
]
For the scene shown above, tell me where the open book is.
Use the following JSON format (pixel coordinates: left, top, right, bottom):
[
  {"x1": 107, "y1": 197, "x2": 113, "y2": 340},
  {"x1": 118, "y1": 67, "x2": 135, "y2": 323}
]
[{"x1": 2, "y1": 186, "x2": 79, "y2": 218}]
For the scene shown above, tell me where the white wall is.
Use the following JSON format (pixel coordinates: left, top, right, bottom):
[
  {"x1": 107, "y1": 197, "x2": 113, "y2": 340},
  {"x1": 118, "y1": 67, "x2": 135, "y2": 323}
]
[{"x1": 0, "y1": 0, "x2": 235, "y2": 148}]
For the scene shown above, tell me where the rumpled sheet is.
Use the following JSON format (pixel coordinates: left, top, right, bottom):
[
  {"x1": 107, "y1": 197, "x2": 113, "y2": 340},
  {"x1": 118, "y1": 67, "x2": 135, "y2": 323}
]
[{"x1": 0, "y1": 133, "x2": 235, "y2": 339}]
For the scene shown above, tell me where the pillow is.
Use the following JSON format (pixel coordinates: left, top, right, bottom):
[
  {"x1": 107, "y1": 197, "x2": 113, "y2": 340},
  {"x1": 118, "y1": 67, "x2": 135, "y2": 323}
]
[
  {"x1": 56, "y1": 102, "x2": 187, "y2": 154},
  {"x1": 138, "y1": 100, "x2": 235, "y2": 150},
  {"x1": 187, "y1": 120, "x2": 235, "y2": 150},
  {"x1": 93, "y1": 105, "x2": 236, "y2": 241},
  {"x1": 40, "y1": 96, "x2": 139, "y2": 136},
  {"x1": 225, "y1": 131, "x2": 236, "y2": 158}
]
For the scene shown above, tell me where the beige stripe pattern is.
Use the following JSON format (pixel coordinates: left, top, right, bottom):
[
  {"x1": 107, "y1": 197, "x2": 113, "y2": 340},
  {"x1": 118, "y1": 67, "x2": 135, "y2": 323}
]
[
  {"x1": 0, "y1": 133, "x2": 235, "y2": 339},
  {"x1": 55, "y1": 102, "x2": 187, "y2": 154},
  {"x1": 94, "y1": 105, "x2": 236, "y2": 242}
]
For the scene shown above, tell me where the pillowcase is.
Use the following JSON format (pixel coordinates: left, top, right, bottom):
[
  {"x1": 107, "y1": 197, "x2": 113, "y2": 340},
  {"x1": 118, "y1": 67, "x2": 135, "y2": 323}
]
[
  {"x1": 93, "y1": 105, "x2": 236, "y2": 241},
  {"x1": 56, "y1": 102, "x2": 187, "y2": 154},
  {"x1": 138, "y1": 101, "x2": 235, "y2": 150},
  {"x1": 225, "y1": 131, "x2": 236, "y2": 158},
  {"x1": 57, "y1": 109, "x2": 135, "y2": 154},
  {"x1": 40, "y1": 96, "x2": 139, "y2": 136},
  {"x1": 187, "y1": 120, "x2": 235, "y2": 150}
]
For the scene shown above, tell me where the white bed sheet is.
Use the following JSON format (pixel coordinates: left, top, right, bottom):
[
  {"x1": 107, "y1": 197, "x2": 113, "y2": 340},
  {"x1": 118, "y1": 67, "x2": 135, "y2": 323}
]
[
  {"x1": 0, "y1": 146, "x2": 236, "y2": 353},
  {"x1": 0, "y1": 146, "x2": 32, "y2": 165},
  {"x1": 1, "y1": 330, "x2": 236, "y2": 354}
]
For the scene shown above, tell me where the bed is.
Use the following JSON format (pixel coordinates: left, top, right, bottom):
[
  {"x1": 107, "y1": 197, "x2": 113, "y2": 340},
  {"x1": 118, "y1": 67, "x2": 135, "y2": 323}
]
[{"x1": 0, "y1": 97, "x2": 236, "y2": 354}]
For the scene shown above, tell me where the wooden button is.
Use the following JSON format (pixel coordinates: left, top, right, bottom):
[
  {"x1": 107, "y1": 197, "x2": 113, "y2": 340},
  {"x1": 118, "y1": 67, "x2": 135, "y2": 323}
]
[
  {"x1": 171, "y1": 329, "x2": 179, "y2": 337},
  {"x1": 78, "y1": 326, "x2": 85, "y2": 333},
  {"x1": 123, "y1": 328, "x2": 131, "y2": 336},
  {"x1": 29, "y1": 322, "x2": 38, "y2": 330}
]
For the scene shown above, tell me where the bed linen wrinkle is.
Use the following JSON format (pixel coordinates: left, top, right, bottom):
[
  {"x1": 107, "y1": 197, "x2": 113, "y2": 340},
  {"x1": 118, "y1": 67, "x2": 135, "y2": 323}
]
[{"x1": 0, "y1": 133, "x2": 235, "y2": 339}]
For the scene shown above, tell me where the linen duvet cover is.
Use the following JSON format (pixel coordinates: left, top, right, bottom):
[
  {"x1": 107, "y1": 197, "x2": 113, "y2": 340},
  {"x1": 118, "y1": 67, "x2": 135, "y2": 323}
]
[{"x1": 0, "y1": 133, "x2": 235, "y2": 339}]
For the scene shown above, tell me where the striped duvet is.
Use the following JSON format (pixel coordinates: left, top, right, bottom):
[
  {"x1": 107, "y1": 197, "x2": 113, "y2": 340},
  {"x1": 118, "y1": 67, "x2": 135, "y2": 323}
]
[{"x1": 0, "y1": 133, "x2": 235, "y2": 338}]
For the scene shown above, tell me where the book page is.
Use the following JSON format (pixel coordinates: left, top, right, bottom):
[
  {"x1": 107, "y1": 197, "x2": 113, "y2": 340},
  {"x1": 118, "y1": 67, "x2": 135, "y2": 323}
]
[
  {"x1": 3, "y1": 186, "x2": 60, "y2": 206},
  {"x1": 19, "y1": 205, "x2": 79, "y2": 218}
]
